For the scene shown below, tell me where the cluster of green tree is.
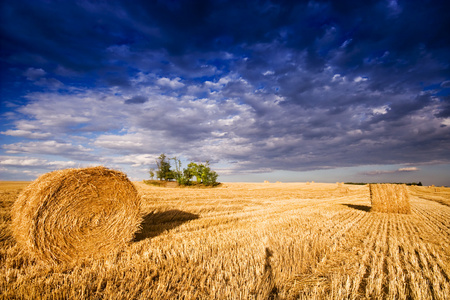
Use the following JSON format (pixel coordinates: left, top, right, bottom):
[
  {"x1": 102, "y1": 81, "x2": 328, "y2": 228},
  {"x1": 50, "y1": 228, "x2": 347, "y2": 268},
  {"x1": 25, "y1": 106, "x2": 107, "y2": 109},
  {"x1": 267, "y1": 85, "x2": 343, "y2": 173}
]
[
  {"x1": 149, "y1": 154, "x2": 219, "y2": 186},
  {"x1": 345, "y1": 182, "x2": 423, "y2": 186}
]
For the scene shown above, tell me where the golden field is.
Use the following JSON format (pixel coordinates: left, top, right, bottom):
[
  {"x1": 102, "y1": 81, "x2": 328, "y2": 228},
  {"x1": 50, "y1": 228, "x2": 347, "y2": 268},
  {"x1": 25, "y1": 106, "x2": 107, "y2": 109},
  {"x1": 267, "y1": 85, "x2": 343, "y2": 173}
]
[{"x1": 1, "y1": 181, "x2": 450, "y2": 299}]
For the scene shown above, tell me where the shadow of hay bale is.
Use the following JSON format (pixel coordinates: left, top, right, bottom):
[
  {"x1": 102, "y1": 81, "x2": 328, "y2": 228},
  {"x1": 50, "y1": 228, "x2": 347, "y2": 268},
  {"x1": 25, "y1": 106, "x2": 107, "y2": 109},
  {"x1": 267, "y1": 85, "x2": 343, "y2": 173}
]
[
  {"x1": 342, "y1": 204, "x2": 371, "y2": 212},
  {"x1": 134, "y1": 210, "x2": 199, "y2": 242}
]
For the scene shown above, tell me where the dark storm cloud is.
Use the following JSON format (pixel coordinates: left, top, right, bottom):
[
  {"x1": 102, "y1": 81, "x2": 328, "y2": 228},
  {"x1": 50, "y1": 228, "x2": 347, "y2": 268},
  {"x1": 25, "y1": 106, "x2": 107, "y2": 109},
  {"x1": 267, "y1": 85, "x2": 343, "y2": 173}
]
[
  {"x1": 103, "y1": 71, "x2": 132, "y2": 88},
  {"x1": 1, "y1": 0, "x2": 450, "y2": 180},
  {"x1": 2, "y1": 1, "x2": 449, "y2": 80},
  {"x1": 435, "y1": 96, "x2": 450, "y2": 118},
  {"x1": 125, "y1": 95, "x2": 148, "y2": 104},
  {"x1": 1, "y1": 2, "x2": 117, "y2": 72}
]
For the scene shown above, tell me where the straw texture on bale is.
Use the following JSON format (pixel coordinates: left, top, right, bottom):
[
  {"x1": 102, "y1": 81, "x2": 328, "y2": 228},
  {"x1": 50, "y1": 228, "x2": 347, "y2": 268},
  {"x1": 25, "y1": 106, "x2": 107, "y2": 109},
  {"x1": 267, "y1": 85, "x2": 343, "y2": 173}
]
[
  {"x1": 11, "y1": 166, "x2": 142, "y2": 263},
  {"x1": 369, "y1": 184, "x2": 411, "y2": 214}
]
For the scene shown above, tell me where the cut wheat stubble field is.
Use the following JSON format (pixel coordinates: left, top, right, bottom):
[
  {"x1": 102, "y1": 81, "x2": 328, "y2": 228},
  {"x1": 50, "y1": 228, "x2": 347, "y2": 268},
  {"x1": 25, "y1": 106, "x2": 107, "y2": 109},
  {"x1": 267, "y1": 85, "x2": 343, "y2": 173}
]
[{"x1": 0, "y1": 181, "x2": 449, "y2": 299}]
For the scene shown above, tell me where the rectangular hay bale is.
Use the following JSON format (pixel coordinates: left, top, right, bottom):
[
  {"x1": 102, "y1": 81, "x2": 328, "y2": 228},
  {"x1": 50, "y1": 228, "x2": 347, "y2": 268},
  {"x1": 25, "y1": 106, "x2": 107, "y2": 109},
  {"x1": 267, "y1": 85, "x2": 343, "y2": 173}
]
[{"x1": 369, "y1": 184, "x2": 411, "y2": 214}]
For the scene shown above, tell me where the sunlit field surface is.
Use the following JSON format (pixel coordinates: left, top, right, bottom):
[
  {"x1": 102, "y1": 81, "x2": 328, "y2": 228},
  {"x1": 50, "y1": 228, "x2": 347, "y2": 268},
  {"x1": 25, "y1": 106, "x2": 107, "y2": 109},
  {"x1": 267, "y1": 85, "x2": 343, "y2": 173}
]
[{"x1": 1, "y1": 181, "x2": 449, "y2": 299}]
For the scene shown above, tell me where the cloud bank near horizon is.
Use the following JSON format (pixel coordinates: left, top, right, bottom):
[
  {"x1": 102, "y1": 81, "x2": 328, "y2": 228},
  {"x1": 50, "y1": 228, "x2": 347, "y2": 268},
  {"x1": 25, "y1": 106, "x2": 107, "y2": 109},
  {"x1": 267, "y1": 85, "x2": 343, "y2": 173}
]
[{"x1": 1, "y1": 0, "x2": 449, "y2": 184}]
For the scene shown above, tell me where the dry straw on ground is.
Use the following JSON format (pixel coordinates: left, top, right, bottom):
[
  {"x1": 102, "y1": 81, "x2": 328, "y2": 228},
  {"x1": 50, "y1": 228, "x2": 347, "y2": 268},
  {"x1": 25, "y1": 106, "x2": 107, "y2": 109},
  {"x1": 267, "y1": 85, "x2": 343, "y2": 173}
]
[
  {"x1": 2, "y1": 182, "x2": 450, "y2": 298},
  {"x1": 11, "y1": 166, "x2": 142, "y2": 263},
  {"x1": 369, "y1": 183, "x2": 411, "y2": 214}
]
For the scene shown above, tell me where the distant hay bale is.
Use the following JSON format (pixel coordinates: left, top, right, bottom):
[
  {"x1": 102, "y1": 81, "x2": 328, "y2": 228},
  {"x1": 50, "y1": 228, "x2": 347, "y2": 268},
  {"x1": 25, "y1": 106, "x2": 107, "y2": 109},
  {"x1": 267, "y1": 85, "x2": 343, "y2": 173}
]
[
  {"x1": 264, "y1": 180, "x2": 270, "y2": 183},
  {"x1": 337, "y1": 187, "x2": 349, "y2": 195},
  {"x1": 369, "y1": 184, "x2": 411, "y2": 214},
  {"x1": 335, "y1": 182, "x2": 348, "y2": 195},
  {"x1": 276, "y1": 181, "x2": 281, "y2": 183},
  {"x1": 11, "y1": 166, "x2": 142, "y2": 263}
]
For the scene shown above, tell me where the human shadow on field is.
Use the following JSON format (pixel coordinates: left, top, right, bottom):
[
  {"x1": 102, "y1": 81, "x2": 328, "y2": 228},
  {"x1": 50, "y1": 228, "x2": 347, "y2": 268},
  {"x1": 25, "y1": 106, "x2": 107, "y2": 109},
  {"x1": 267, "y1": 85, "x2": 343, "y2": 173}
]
[
  {"x1": 133, "y1": 210, "x2": 199, "y2": 242},
  {"x1": 342, "y1": 204, "x2": 371, "y2": 212}
]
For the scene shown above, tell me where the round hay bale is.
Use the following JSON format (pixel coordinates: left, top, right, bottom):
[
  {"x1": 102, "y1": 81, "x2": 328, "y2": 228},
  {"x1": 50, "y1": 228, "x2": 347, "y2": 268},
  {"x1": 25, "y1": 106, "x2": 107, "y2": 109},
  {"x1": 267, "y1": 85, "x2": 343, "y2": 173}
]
[
  {"x1": 369, "y1": 183, "x2": 411, "y2": 214},
  {"x1": 11, "y1": 166, "x2": 142, "y2": 263}
]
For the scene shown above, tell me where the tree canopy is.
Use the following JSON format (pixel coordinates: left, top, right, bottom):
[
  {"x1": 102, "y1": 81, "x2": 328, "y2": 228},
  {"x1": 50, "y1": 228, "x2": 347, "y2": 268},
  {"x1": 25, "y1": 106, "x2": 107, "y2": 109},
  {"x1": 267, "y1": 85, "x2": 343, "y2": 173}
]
[{"x1": 153, "y1": 154, "x2": 219, "y2": 186}]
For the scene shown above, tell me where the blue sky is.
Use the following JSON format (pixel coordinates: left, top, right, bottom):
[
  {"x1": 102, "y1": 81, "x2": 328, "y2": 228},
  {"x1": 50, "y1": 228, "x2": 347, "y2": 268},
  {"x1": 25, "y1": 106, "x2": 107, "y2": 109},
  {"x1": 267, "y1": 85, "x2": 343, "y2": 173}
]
[{"x1": 1, "y1": 0, "x2": 449, "y2": 185}]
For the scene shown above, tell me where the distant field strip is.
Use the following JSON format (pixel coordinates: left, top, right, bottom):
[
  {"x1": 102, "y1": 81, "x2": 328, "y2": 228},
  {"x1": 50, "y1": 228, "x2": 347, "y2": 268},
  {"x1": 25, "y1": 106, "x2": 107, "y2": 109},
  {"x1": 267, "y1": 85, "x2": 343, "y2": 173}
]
[
  {"x1": 409, "y1": 186, "x2": 450, "y2": 207},
  {"x1": 1, "y1": 182, "x2": 449, "y2": 299}
]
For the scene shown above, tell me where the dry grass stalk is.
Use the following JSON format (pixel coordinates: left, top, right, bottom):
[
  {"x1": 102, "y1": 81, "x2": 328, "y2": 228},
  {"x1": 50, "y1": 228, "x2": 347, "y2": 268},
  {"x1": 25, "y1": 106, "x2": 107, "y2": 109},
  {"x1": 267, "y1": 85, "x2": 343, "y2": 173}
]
[
  {"x1": 369, "y1": 184, "x2": 411, "y2": 214},
  {"x1": 2, "y1": 182, "x2": 450, "y2": 298},
  {"x1": 10, "y1": 166, "x2": 142, "y2": 263}
]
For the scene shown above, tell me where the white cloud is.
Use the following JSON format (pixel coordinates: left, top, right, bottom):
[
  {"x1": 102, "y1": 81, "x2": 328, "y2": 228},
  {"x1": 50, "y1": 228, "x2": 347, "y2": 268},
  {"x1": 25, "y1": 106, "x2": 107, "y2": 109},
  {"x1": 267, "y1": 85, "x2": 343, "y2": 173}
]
[
  {"x1": 47, "y1": 161, "x2": 79, "y2": 168},
  {"x1": 347, "y1": 129, "x2": 363, "y2": 136},
  {"x1": 18, "y1": 91, "x2": 127, "y2": 134},
  {"x1": 332, "y1": 74, "x2": 345, "y2": 82},
  {"x1": 1, "y1": 129, "x2": 51, "y2": 139},
  {"x1": 94, "y1": 133, "x2": 144, "y2": 151},
  {"x1": 361, "y1": 166, "x2": 419, "y2": 175},
  {"x1": 1, "y1": 141, "x2": 97, "y2": 164},
  {"x1": 372, "y1": 105, "x2": 390, "y2": 115},
  {"x1": 0, "y1": 155, "x2": 76, "y2": 169},
  {"x1": 107, "y1": 154, "x2": 157, "y2": 167},
  {"x1": 398, "y1": 167, "x2": 419, "y2": 172},
  {"x1": 156, "y1": 77, "x2": 185, "y2": 89},
  {"x1": 354, "y1": 76, "x2": 368, "y2": 83},
  {"x1": 2, "y1": 140, "x2": 92, "y2": 156},
  {"x1": 0, "y1": 156, "x2": 44, "y2": 167}
]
